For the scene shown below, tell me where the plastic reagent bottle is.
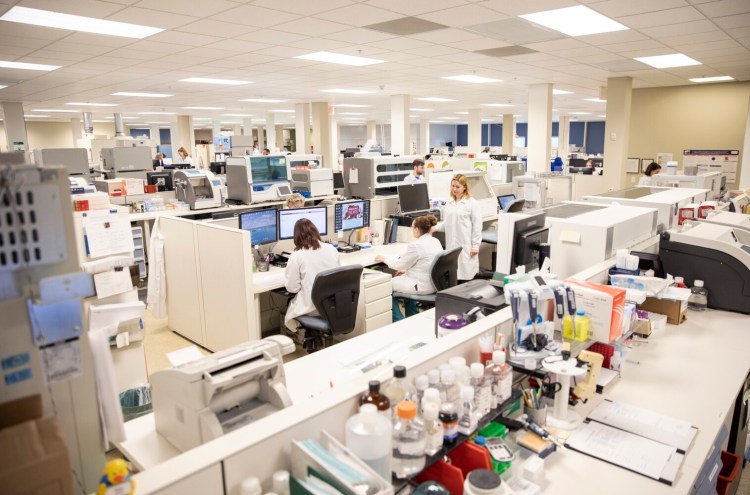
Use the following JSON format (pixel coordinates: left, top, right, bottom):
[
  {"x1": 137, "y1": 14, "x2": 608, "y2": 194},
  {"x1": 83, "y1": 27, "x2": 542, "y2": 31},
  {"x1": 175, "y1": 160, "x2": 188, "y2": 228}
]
[
  {"x1": 470, "y1": 362, "x2": 491, "y2": 417},
  {"x1": 490, "y1": 350, "x2": 512, "y2": 405},
  {"x1": 271, "y1": 471, "x2": 290, "y2": 495},
  {"x1": 421, "y1": 387, "x2": 441, "y2": 416},
  {"x1": 439, "y1": 402, "x2": 459, "y2": 444},
  {"x1": 439, "y1": 368, "x2": 460, "y2": 406},
  {"x1": 422, "y1": 402, "x2": 444, "y2": 456},
  {"x1": 385, "y1": 365, "x2": 417, "y2": 415},
  {"x1": 427, "y1": 369, "x2": 441, "y2": 389},
  {"x1": 346, "y1": 404, "x2": 392, "y2": 480},
  {"x1": 359, "y1": 380, "x2": 390, "y2": 415},
  {"x1": 240, "y1": 477, "x2": 262, "y2": 495},
  {"x1": 392, "y1": 401, "x2": 426, "y2": 478},
  {"x1": 457, "y1": 386, "x2": 478, "y2": 435},
  {"x1": 414, "y1": 374, "x2": 429, "y2": 411},
  {"x1": 688, "y1": 280, "x2": 708, "y2": 311},
  {"x1": 449, "y1": 356, "x2": 470, "y2": 385}
]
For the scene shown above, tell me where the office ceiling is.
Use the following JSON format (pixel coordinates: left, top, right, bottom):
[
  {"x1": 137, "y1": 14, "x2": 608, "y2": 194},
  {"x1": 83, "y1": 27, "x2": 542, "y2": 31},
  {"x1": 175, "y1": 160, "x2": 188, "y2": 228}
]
[{"x1": 0, "y1": 0, "x2": 748, "y2": 128}]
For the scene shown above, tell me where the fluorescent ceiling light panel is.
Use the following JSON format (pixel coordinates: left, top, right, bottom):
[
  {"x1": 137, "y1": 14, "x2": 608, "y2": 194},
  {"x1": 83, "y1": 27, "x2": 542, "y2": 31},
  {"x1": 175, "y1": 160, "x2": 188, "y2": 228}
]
[
  {"x1": 0, "y1": 85, "x2": 7, "y2": 90},
  {"x1": 295, "y1": 51, "x2": 385, "y2": 67},
  {"x1": 410, "y1": 108, "x2": 432, "y2": 112},
  {"x1": 181, "y1": 77, "x2": 252, "y2": 86},
  {"x1": 112, "y1": 92, "x2": 172, "y2": 98},
  {"x1": 417, "y1": 97, "x2": 457, "y2": 102},
  {"x1": 334, "y1": 104, "x2": 370, "y2": 108},
  {"x1": 183, "y1": 106, "x2": 224, "y2": 110},
  {"x1": 585, "y1": 98, "x2": 606, "y2": 103},
  {"x1": 634, "y1": 53, "x2": 700, "y2": 69},
  {"x1": 598, "y1": 114, "x2": 606, "y2": 118},
  {"x1": 0, "y1": 60, "x2": 60, "y2": 71},
  {"x1": 138, "y1": 112, "x2": 176, "y2": 115},
  {"x1": 0, "y1": 6, "x2": 163, "y2": 39},
  {"x1": 553, "y1": 89, "x2": 573, "y2": 95},
  {"x1": 33, "y1": 109, "x2": 77, "y2": 113},
  {"x1": 65, "y1": 102, "x2": 118, "y2": 107},
  {"x1": 519, "y1": 6, "x2": 628, "y2": 37},
  {"x1": 440, "y1": 117, "x2": 459, "y2": 120},
  {"x1": 442, "y1": 75, "x2": 501, "y2": 84},
  {"x1": 481, "y1": 103, "x2": 513, "y2": 107},
  {"x1": 689, "y1": 76, "x2": 734, "y2": 83},
  {"x1": 193, "y1": 117, "x2": 212, "y2": 121},
  {"x1": 321, "y1": 89, "x2": 372, "y2": 95},
  {"x1": 240, "y1": 98, "x2": 286, "y2": 103}
]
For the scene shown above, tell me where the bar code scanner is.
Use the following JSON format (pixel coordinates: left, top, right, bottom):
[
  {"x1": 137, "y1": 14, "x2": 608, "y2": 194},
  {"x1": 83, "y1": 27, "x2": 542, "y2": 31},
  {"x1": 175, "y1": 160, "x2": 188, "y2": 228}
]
[
  {"x1": 510, "y1": 290, "x2": 521, "y2": 349},
  {"x1": 565, "y1": 286, "x2": 577, "y2": 340},
  {"x1": 528, "y1": 291, "x2": 539, "y2": 349}
]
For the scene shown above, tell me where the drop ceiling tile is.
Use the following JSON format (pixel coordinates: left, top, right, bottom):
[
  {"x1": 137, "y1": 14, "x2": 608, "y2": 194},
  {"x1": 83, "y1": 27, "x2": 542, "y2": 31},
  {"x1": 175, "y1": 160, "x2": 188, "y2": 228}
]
[
  {"x1": 479, "y1": 0, "x2": 576, "y2": 17},
  {"x1": 62, "y1": 32, "x2": 139, "y2": 47},
  {"x1": 419, "y1": 5, "x2": 508, "y2": 27},
  {"x1": 660, "y1": 30, "x2": 730, "y2": 47},
  {"x1": 251, "y1": 46, "x2": 310, "y2": 58},
  {"x1": 323, "y1": 28, "x2": 396, "y2": 44},
  {"x1": 409, "y1": 28, "x2": 483, "y2": 44},
  {"x1": 106, "y1": 7, "x2": 199, "y2": 29},
  {"x1": 728, "y1": 27, "x2": 750, "y2": 38},
  {"x1": 467, "y1": 19, "x2": 566, "y2": 45},
  {"x1": 236, "y1": 29, "x2": 309, "y2": 45},
  {"x1": 134, "y1": 0, "x2": 239, "y2": 16},
  {"x1": 619, "y1": 7, "x2": 705, "y2": 29},
  {"x1": 697, "y1": 0, "x2": 750, "y2": 17},
  {"x1": 591, "y1": 0, "x2": 688, "y2": 18},
  {"x1": 367, "y1": 37, "x2": 433, "y2": 51},
  {"x1": 0, "y1": 35, "x2": 52, "y2": 51},
  {"x1": 364, "y1": 0, "x2": 466, "y2": 16},
  {"x1": 450, "y1": 38, "x2": 512, "y2": 52},
  {"x1": 713, "y1": 13, "x2": 750, "y2": 30},
  {"x1": 284, "y1": 38, "x2": 350, "y2": 51},
  {"x1": 224, "y1": 53, "x2": 282, "y2": 65},
  {"x1": 640, "y1": 19, "x2": 719, "y2": 37},
  {"x1": 401, "y1": 45, "x2": 462, "y2": 57},
  {"x1": 273, "y1": 18, "x2": 352, "y2": 37},
  {"x1": 205, "y1": 39, "x2": 272, "y2": 53},
  {"x1": 523, "y1": 38, "x2": 588, "y2": 53},
  {"x1": 316, "y1": 4, "x2": 402, "y2": 26},
  {"x1": 599, "y1": 39, "x2": 669, "y2": 54},
  {"x1": 147, "y1": 31, "x2": 224, "y2": 47},
  {"x1": 591, "y1": 59, "x2": 651, "y2": 72},
  {"x1": 578, "y1": 29, "x2": 649, "y2": 46},
  {"x1": 26, "y1": 49, "x2": 95, "y2": 62},
  {"x1": 0, "y1": 22, "x2": 72, "y2": 41},
  {"x1": 210, "y1": 5, "x2": 301, "y2": 27},
  {"x1": 178, "y1": 19, "x2": 257, "y2": 38}
]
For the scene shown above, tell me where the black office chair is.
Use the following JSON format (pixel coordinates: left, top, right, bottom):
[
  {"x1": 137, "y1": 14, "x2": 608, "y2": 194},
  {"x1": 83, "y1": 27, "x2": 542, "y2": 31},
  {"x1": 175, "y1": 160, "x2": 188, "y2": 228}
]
[
  {"x1": 296, "y1": 265, "x2": 363, "y2": 353},
  {"x1": 392, "y1": 247, "x2": 461, "y2": 312}
]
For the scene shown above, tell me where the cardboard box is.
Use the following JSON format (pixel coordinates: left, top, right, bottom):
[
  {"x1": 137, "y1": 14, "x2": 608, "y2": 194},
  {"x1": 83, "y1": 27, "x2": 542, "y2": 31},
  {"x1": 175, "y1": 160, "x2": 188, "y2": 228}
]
[
  {"x1": 122, "y1": 178, "x2": 145, "y2": 196},
  {"x1": 637, "y1": 286, "x2": 690, "y2": 325},
  {"x1": 0, "y1": 396, "x2": 74, "y2": 495},
  {"x1": 94, "y1": 178, "x2": 125, "y2": 196},
  {"x1": 565, "y1": 279, "x2": 627, "y2": 343}
]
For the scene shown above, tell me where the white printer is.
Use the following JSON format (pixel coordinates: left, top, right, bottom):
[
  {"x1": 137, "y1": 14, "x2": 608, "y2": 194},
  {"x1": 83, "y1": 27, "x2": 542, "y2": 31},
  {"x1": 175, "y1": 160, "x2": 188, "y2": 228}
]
[
  {"x1": 290, "y1": 168, "x2": 333, "y2": 197},
  {"x1": 173, "y1": 169, "x2": 223, "y2": 210},
  {"x1": 151, "y1": 339, "x2": 293, "y2": 452}
]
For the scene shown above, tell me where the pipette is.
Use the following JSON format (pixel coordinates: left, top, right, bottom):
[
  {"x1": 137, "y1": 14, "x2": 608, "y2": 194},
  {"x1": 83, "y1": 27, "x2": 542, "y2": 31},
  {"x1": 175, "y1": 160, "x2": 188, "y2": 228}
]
[
  {"x1": 528, "y1": 290, "x2": 539, "y2": 348},
  {"x1": 520, "y1": 414, "x2": 566, "y2": 450},
  {"x1": 553, "y1": 287, "x2": 565, "y2": 322},
  {"x1": 565, "y1": 286, "x2": 577, "y2": 340},
  {"x1": 510, "y1": 290, "x2": 521, "y2": 348}
]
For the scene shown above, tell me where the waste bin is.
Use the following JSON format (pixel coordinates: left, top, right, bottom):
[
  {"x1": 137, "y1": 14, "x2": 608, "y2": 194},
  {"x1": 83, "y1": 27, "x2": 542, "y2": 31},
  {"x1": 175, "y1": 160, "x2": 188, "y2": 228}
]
[
  {"x1": 119, "y1": 385, "x2": 152, "y2": 422},
  {"x1": 717, "y1": 450, "x2": 741, "y2": 495}
]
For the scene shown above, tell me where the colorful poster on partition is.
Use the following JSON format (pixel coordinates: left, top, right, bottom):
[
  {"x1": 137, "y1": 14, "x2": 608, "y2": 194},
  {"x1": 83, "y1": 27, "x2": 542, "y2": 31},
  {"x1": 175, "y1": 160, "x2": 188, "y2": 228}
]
[{"x1": 682, "y1": 149, "x2": 739, "y2": 184}]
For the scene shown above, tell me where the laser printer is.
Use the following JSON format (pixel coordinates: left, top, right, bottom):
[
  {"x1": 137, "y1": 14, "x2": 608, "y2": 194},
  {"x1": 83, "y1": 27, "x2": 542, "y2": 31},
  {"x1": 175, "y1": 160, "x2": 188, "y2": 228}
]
[
  {"x1": 173, "y1": 169, "x2": 223, "y2": 210},
  {"x1": 659, "y1": 222, "x2": 750, "y2": 314},
  {"x1": 151, "y1": 339, "x2": 294, "y2": 452}
]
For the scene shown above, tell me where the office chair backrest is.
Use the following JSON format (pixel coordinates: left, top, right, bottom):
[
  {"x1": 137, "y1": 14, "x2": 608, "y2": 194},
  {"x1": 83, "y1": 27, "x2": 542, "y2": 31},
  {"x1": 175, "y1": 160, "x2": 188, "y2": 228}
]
[
  {"x1": 310, "y1": 265, "x2": 363, "y2": 335},
  {"x1": 430, "y1": 247, "x2": 461, "y2": 292}
]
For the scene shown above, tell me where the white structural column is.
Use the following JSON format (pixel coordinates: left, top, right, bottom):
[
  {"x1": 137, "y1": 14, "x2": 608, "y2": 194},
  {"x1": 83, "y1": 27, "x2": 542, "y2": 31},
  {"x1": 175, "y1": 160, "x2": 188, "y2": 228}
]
[
  {"x1": 173, "y1": 115, "x2": 195, "y2": 158},
  {"x1": 558, "y1": 115, "x2": 570, "y2": 164},
  {"x1": 265, "y1": 112, "x2": 276, "y2": 151},
  {"x1": 391, "y1": 95, "x2": 410, "y2": 155},
  {"x1": 527, "y1": 84, "x2": 553, "y2": 174},
  {"x1": 295, "y1": 103, "x2": 310, "y2": 154},
  {"x1": 275, "y1": 125, "x2": 285, "y2": 151},
  {"x1": 212, "y1": 120, "x2": 221, "y2": 139},
  {"x1": 502, "y1": 114, "x2": 515, "y2": 156},
  {"x1": 739, "y1": 96, "x2": 750, "y2": 189},
  {"x1": 1, "y1": 101, "x2": 28, "y2": 153},
  {"x1": 311, "y1": 102, "x2": 331, "y2": 167},
  {"x1": 366, "y1": 120, "x2": 377, "y2": 144},
  {"x1": 242, "y1": 118, "x2": 253, "y2": 136},
  {"x1": 603, "y1": 77, "x2": 632, "y2": 191},
  {"x1": 329, "y1": 114, "x2": 338, "y2": 166},
  {"x1": 233, "y1": 124, "x2": 242, "y2": 136},
  {"x1": 468, "y1": 108, "x2": 482, "y2": 151},
  {"x1": 149, "y1": 125, "x2": 162, "y2": 147},
  {"x1": 71, "y1": 118, "x2": 83, "y2": 145},
  {"x1": 420, "y1": 119, "x2": 430, "y2": 155}
]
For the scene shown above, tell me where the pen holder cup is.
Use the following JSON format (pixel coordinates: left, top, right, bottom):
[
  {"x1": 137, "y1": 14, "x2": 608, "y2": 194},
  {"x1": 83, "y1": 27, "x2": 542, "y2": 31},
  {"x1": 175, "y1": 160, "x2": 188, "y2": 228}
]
[
  {"x1": 527, "y1": 405, "x2": 547, "y2": 427},
  {"x1": 257, "y1": 255, "x2": 270, "y2": 272}
]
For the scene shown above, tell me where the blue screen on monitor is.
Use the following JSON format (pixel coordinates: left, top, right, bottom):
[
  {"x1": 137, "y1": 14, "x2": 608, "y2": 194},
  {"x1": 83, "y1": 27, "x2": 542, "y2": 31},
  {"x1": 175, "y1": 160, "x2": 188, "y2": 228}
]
[
  {"x1": 278, "y1": 206, "x2": 328, "y2": 240},
  {"x1": 334, "y1": 200, "x2": 370, "y2": 232},
  {"x1": 498, "y1": 194, "x2": 516, "y2": 210},
  {"x1": 239, "y1": 209, "x2": 278, "y2": 245}
]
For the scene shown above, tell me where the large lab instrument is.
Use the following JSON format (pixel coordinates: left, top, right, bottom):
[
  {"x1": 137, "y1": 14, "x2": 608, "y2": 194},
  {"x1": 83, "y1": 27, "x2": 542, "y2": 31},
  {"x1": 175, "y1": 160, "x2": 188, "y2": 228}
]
[
  {"x1": 226, "y1": 156, "x2": 292, "y2": 204},
  {"x1": 513, "y1": 174, "x2": 574, "y2": 209},
  {"x1": 151, "y1": 340, "x2": 293, "y2": 452},
  {"x1": 544, "y1": 202, "x2": 659, "y2": 278},
  {"x1": 659, "y1": 223, "x2": 750, "y2": 314},
  {"x1": 287, "y1": 154, "x2": 323, "y2": 169},
  {"x1": 703, "y1": 210, "x2": 750, "y2": 232},
  {"x1": 428, "y1": 169, "x2": 497, "y2": 218},
  {"x1": 653, "y1": 171, "x2": 723, "y2": 199},
  {"x1": 101, "y1": 146, "x2": 152, "y2": 181},
  {"x1": 487, "y1": 160, "x2": 525, "y2": 184},
  {"x1": 584, "y1": 187, "x2": 709, "y2": 231},
  {"x1": 33, "y1": 148, "x2": 90, "y2": 181},
  {"x1": 173, "y1": 169, "x2": 223, "y2": 209},
  {"x1": 343, "y1": 155, "x2": 422, "y2": 199},
  {"x1": 290, "y1": 168, "x2": 333, "y2": 197}
]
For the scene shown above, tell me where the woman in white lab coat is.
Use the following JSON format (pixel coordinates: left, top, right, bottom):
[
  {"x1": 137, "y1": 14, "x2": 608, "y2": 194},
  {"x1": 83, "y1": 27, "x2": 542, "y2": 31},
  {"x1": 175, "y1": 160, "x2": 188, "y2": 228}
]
[
  {"x1": 283, "y1": 219, "x2": 340, "y2": 334},
  {"x1": 375, "y1": 214, "x2": 443, "y2": 321},
  {"x1": 436, "y1": 173, "x2": 483, "y2": 282},
  {"x1": 638, "y1": 162, "x2": 661, "y2": 186},
  {"x1": 175, "y1": 146, "x2": 192, "y2": 166}
]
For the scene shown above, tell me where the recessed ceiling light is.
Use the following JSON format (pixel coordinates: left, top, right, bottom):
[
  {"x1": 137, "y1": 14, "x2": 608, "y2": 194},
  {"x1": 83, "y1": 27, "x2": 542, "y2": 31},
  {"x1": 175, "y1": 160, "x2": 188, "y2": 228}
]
[
  {"x1": 569, "y1": 112, "x2": 591, "y2": 115},
  {"x1": 104, "y1": 116, "x2": 138, "y2": 120},
  {"x1": 65, "y1": 102, "x2": 118, "y2": 107},
  {"x1": 689, "y1": 75, "x2": 734, "y2": 83},
  {"x1": 240, "y1": 98, "x2": 286, "y2": 103},
  {"x1": 553, "y1": 89, "x2": 573, "y2": 95},
  {"x1": 223, "y1": 114, "x2": 253, "y2": 117},
  {"x1": 481, "y1": 103, "x2": 513, "y2": 107},
  {"x1": 598, "y1": 114, "x2": 606, "y2": 118},
  {"x1": 138, "y1": 112, "x2": 176, "y2": 115},
  {"x1": 429, "y1": 121, "x2": 447, "y2": 124},
  {"x1": 321, "y1": 89, "x2": 372, "y2": 95},
  {"x1": 295, "y1": 51, "x2": 385, "y2": 67},
  {"x1": 91, "y1": 120, "x2": 108, "y2": 123},
  {"x1": 112, "y1": 91, "x2": 172, "y2": 98},
  {"x1": 410, "y1": 108, "x2": 433, "y2": 112},
  {"x1": 0, "y1": 6, "x2": 163, "y2": 39},
  {"x1": 418, "y1": 97, "x2": 457, "y2": 102},
  {"x1": 334, "y1": 104, "x2": 370, "y2": 108},
  {"x1": 181, "y1": 77, "x2": 252, "y2": 86},
  {"x1": 520, "y1": 6, "x2": 628, "y2": 37},
  {"x1": 0, "y1": 85, "x2": 8, "y2": 90},
  {"x1": 33, "y1": 109, "x2": 77, "y2": 113},
  {"x1": 0, "y1": 60, "x2": 60, "y2": 71},
  {"x1": 442, "y1": 75, "x2": 502, "y2": 84},
  {"x1": 585, "y1": 98, "x2": 606, "y2": 103},
  {"x1": 182, "y1": 106, "x2": 224, "y2": 110},
  {"x1": 634, "y1": 53, "x2": 700, "y2": 69}
]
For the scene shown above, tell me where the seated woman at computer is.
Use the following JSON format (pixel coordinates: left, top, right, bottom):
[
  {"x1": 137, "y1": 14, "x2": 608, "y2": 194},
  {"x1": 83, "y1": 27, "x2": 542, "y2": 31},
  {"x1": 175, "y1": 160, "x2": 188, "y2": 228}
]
[
  {"x1": 283, "y1": 219, "x2": 340, "y2": 336},
  {"x1": 375, "y1": 215, "x2": 442, "y2": 321},
  {"x1": 285, "y1": 193, "x2": 306, "y2": 209},
  {"x1": 175, "y1": 147, "x2": 192, "y2": 166},
  {"x1": 639, "y1": 162, "x2": 662, "y2": 186},
  {"x1": 435, "y1": 173, "x2": 482, "y2": 283}
]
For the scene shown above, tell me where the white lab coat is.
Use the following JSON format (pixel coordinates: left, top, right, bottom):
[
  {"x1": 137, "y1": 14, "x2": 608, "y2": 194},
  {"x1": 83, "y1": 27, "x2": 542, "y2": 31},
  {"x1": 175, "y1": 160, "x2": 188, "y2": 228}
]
[
  {"x1": 383, "y1": 234, "x2": 444, "y2": 294},
  {"x1": 638, "y1": 175, "x2": 657, "y2": 186},
  {"x1": 283, "y1": 243, "x2": 340, "y2": 332},
  {"x1": 438, "y1": 196, "x2": 482, "y2": 280},
  {"x1": 404, "y1": 173, "x2": 425, "y2": 185},
  {"x1": 176, "y1": 156, "x2": 192, "y2": 166}
]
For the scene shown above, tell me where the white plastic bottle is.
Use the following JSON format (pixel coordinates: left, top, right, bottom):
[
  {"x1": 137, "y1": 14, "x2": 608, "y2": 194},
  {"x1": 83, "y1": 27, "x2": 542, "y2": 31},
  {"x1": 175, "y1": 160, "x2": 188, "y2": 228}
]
[
  {"x1": 422, "y1": 402, "x2": 444, "y2": 456},
  {"x1": 470, "y1": 362, "x2": 491, "y2": 417},
  {"x1": 271, "y1": 471, "x2": 290, "y2": 495},
  {"x1": 688, "y1": 280, "x2": 708, "y2": 311},
  {"x1": 449, "y1": 356, "x2": 470, "y2": 385},
  {"x1": 439, "y1": 368, "x2": 460, "y2": 406},
  {"x1": 491, "y1": 350, "x2": 513, "y2": 405},
  {"x1": 392, "y1": 401, "x2": 426, "y2": 478},
  {"x1": 457, "y1": 386, "x2": 478, "y2": 435},
  {"x1": 240, "y1": 477, "x2": 262, "y2": 495},
  {"x1": 345, "y1": 404, "x2": 392, "y2": 480},
  {"x1": 414, "y1": 374, "x2": 429, "y2": 411}
]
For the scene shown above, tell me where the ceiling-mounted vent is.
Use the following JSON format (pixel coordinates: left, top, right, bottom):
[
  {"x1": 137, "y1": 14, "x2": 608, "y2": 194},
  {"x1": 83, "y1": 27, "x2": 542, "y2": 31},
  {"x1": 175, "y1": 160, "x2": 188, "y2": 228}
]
[
  {"x1": 364, "y1": 16, "x2": 448, "y2": 36},
  {"x1": 466, "y1": 18, "x2": 565, "y2": 45},
  {"x1": 475, "y1": 46, "x2": 538, "y2": 58}
]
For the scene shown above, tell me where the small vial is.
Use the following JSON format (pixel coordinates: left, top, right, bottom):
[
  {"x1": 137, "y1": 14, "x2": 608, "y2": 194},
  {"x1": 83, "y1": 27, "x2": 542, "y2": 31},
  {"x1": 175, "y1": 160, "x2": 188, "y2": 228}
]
[
  {"x1": 449, "y1": 356, "x2": 469, "y2": 385},
  {"x1": 491, "y1": 350, "x2": 513, "y2": 405},
  {"x1": 688, "y1": 280, "x2": 708, "y2": 311},
  {"x1": 240, "y1": 477, "x2": 262, "y2": 495},
  {"x1": 422, "y1": 402, "x2": 444, "y2": 456},
  {"x1": 457, "y1": 386, "x2": 478, "y2": 435}
]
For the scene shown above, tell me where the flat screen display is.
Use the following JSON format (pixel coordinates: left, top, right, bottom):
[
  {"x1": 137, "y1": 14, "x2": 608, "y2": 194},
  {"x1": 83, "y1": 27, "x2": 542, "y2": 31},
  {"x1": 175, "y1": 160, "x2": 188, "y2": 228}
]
[
  {"x1": 239, "y1": 209, "x2": 278, "y2": 245},
  {"x1": 334, "y1": 200, "x2": 371, "y2": 232},
  {"x1": 497, "y1": 194, "x2": 516, "y2": 210},
  {"x1": 398, "y1": 183, "x2": 430, "y2": 213},
  {"x1": 278, "y1": 206, "x2": 327, "y2": 240},
  {"x1": 250, "y1": 156, "x2": 288, "y2": 183}
]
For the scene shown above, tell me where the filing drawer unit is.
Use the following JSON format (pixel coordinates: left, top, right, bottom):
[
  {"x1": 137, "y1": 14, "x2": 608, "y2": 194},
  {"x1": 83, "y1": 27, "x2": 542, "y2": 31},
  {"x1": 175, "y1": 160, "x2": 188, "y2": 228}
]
[
  {"x1": 337, "y1": 269, "x2": 392, "y2": 341},
  {"x1": 132, "y1": 226, "x2": 146, "y2": 279},
  {"x1": 692, "y1": 425, "x2": 728, "y2": 495}
]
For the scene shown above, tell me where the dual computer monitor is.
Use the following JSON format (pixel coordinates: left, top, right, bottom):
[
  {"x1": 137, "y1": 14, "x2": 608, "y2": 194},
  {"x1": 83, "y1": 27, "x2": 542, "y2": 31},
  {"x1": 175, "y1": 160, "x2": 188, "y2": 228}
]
[{"x1": 239, "y1": 200, "x2": 370, "y2": 246}]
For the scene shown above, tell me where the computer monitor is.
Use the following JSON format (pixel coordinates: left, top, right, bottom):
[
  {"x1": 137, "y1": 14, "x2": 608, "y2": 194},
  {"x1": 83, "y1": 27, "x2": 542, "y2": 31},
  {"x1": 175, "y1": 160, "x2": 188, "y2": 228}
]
[
  {"x1": 398, "y1": 183, "x2": 430, "y2": 214},
  {"x1": 334, "y1": 200, "x2": 370, "y2": 232},
  {"x1": 239, "y1": 209, "x2": 278, "y2": 245},
  {"x1": 512, "y1": 214, "x2": 548, "y2": 272},
  {"x1": 333, "y1": 171, "x2": 345, "y2": 189},
  {"x1": 278, "y1": 206, "x2": 328, "y2": 240},
  {"x1": 343, "y1": 148, "x2": 359, "y2": 158},
  {"x1": 497, "y1": 194, "x2": 516, "y2": 210},
  {"x1": 146, "y1": 171, "x2": 173, "y2": 192}
]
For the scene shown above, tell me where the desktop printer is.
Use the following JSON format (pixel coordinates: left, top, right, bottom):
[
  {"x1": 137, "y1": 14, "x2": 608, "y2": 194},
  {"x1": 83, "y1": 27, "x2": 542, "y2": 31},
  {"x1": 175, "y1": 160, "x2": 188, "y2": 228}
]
[
  {"x1": 435, "y1": 280, "x2": 507, "y2": 333},
  {"x1": 151, "y1": 339, "x2": 293, "y2": 452},
  {"x1": 173, "y1": 169, "x2": 223, "y2": 210}
]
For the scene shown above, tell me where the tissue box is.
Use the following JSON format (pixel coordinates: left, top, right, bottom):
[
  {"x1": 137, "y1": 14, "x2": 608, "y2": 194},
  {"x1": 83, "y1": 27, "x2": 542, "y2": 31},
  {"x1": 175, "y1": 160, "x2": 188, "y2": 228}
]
[
  {"x1": 637, "y1": 287, "x2": 690, "y2": 325},
  {"x1": 565, "y1": 279, "x2": 626, "y2": 344}
]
